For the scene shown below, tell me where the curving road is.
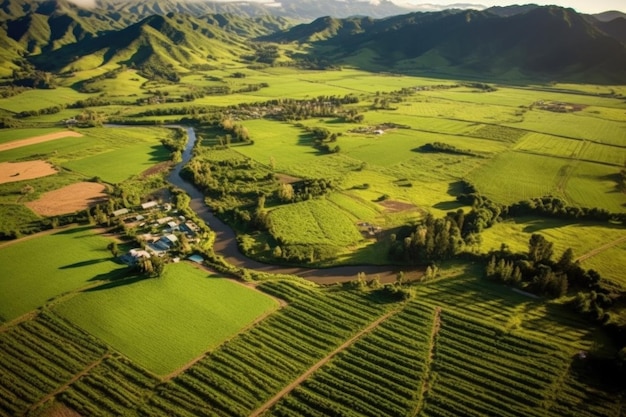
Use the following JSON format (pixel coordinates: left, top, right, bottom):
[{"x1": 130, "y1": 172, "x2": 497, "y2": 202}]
[{"x1": 167, "y1": 127, "x2": 419, "y2": 284}]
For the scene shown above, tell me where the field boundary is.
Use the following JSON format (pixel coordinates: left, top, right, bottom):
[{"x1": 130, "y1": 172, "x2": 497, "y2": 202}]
[
  {"x1": 575, "y1": 235, "x2": 626, "y2": 263},
  {"x1": 413, "y1": 306, "x2": 441, "y2": 416},
  {"x1": 0, "y1": 131, "x2": 83, "y2": 152},
  {"x1": 248, "y1": 308, "x2": 401, "y2": 417},
  {"x1": 161, "y1": 265, "x2": 286, "y2": 381},
  {"x1": 28, "y1": 353, "x2": 110, "y2": 413}
]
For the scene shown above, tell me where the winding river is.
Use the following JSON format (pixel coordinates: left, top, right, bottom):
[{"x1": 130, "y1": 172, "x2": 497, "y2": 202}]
[{"x1": 167, "y1": 127, "x2": 413, "y2": 284}]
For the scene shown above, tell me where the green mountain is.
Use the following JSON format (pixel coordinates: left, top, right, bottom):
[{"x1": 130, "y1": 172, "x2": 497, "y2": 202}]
[
  {"x1": 267, "y1": 6, "x2": 626, "y2": 83},
  {"x1": 595, "y1": 16, "x2": 626, "y2": 43},
  {"x1": 28, "y1": 12, "x2": 268, "y2": 78},
  {"x1": 2, "y1": 0, "x2": 134, "y2": 54}
]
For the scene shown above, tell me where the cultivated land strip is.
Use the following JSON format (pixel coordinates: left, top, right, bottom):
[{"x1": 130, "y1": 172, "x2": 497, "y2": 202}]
[
  {"x1": 28, "y1": 353, "x2": 110, "y2": 413},
  {"x1": 161, "y1": 267, "x2": 287, "y2": 382},
  {"x1": 413, "y1": 306, "x2": 441, "y2": 416},
  {"x1": 575, "y1": 235, "x2": 626, "y2": 263},
  {"x1": 0, "y1": 131, "x2": 83, "y2": 152},
  {"x1": 248, "y1": 308, "x2": 401, "y2": 417}
]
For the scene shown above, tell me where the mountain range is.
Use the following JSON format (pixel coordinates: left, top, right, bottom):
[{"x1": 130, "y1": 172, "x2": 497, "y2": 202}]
[{"x1": 1, "y1": 0, "x2": 625, "y2": 83}]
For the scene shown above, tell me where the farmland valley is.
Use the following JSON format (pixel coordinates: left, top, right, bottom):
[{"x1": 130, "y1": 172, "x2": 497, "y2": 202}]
[{"x1": 0, "y1": 0, "x2": 625, "y2": 416}]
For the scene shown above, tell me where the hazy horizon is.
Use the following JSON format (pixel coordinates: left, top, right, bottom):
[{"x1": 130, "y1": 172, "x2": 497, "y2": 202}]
[
  {"x1": 64, "y1": 0, "x2": 626, "y2": 14},
  {"x1": 395, "y1": 1, "x2": 626, "y2": 14}
]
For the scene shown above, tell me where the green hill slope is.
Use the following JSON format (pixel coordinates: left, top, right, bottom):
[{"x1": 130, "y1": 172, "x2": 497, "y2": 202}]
[{"x1": 267, "y1": 6, "x2": 626, "y2": 83}]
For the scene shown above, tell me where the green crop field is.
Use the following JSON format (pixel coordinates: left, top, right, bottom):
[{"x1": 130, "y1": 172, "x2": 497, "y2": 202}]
[
  {"x1": 63, "y1": 143, "x2": 170, "y2": 183},
  {"x1": 0, "y1": 88, "x2": 93, "y2": 113},
  {"x1": 54, "y1": 262, "x2": 279, "y2": 375},
  {"x1": 467, "y1": 151, "x2": 564, "y2": 204},
  {"x1": 0, "y1": 39, "x2": 625, "y2": 417},
  {"x1": 0, "y1": 128, "x2": 68, "y2": 145},
  {"x1": 0, "y1": 226, "x2": 123, "y2": 322},
  {"x1": 269, "y1": 198, "x2": 363, "y2": 247},
  {"x1": 480, "y1": 217, "x2": 626, "y2": 285}
]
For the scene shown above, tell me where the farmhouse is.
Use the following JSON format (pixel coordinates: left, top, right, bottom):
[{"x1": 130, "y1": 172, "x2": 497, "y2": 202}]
[
  {"x1": 112, "y1": 208, "x2": 130, "y2": 217},
  {"x1": 156, "y1": 216, "x2": 174, "y2": 225},
  {"x1": 141, "y1": 201, "x2": 158, "y2": 210},
  {"x1": 119, "y1": 248, "x2": 151, "y2": 265}
]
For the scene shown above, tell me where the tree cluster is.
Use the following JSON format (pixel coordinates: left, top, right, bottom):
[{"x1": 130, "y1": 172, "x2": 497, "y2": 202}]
[
  {"x1": 11, "y1": 68, "x2": 57, "y2": 89},
  {"x1": 389, "y1": 213, "x2": 464, "y2": 263},
  {"x1": 485, "y1": 235, "x2": 604, "y2": 299},
  {"x1": 418, "y1": 142, "x2": 478, "y2": 157},
  {"x1": 15, "y1": 105, "x2": 64, "y2": 119},
  {"x1": 457, "y1": 181, "x2": 626, "y2": 226}
]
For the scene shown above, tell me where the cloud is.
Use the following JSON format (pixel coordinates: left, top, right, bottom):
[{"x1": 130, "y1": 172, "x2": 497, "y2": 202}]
[{"x1": 67, "y1": 0, "x2": 97, "y2": 8}]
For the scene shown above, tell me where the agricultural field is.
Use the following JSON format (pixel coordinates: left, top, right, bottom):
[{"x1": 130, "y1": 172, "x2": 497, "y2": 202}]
[
  {"x1": 0, "y1": 310, "x2": 108, "y2": 416},
  {"x1": 0, "y1": 225, "x2": 123, "y2": 322},
  {"x1": 269, "y1": 198, "x2": 363, "y2": 247},
  {"x1": 481, "y1": 218, "x2": 626, "y2": 286},
  {"x1": 0, "y1": 55, "x2": 624, "y2": 417},
  {"x1": 0, "y1": 269, "x2": 621, "y2": 416},
  {"x1": 54, "y1": 262, "x2": 280, "y2": 375}
]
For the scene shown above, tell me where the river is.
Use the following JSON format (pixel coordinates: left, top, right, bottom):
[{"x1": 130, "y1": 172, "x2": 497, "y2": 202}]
[{"x1": 167, "y1": 127, "x2": 415, "y2": 284}]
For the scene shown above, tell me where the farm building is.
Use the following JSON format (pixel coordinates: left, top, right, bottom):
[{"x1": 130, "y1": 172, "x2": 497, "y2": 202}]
[
  {"x1": 141, "y1": 201, "x2": 158, "y2": 210},
  {"x1": 119, "y1": 248, "x2": 151, "y2": 265},
  {"x1": 112, "y1": 208, "x2": 129, "y2": 217}
]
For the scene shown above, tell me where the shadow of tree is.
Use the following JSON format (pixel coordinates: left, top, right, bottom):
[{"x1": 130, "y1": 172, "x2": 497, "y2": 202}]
[{"x1": 59, "y1": 258, "x2": 110, "y2": 269}]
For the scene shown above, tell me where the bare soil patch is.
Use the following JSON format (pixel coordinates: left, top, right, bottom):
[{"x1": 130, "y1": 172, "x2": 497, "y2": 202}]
[
  {"x1": 141, "y1": 161, "x2": 171, "y2": 178},
  {"x1": 0, "y1": 160, "x2": 57, "y2": 184},
  {"x1": 379, "y1": 199, "x2": 419, "y2": 213},
  {"x1": 0, "y1": 131, "x2": 83, "y2": 152},
  {"x1": 276, "y1": 173, "x2": 302, "y2": 184},
  {"x1": 26, "y1": 182, "x2": 108, "y2": 216}
]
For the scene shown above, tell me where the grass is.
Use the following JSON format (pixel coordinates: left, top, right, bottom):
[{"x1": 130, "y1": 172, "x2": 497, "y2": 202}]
[
  {"x1": 0, "y1": 126, "x2": 173, "y2": 183},
  {"x1": 480, "y1": 217, "x2": 626, "y2": 286},
  {"x1": 509, "y1": 109, "x2": 626, "y2": 146},
  {"x1": 0, "y1": 204, "x2": 41, "y2": 236},
  {"x1": 467, "y1": 151, "x2": 568, "y2": 205},
  {"x1": 269, "y1": 198, "x2": 363, "y2": 247},
  {"x1": 0, "y1": 87, "x2": 93, "y2": 113},
  {"x1": 0, "y1": 128, "x2": 69, "y2": 145},
  {"x1": 54, "y1": 262, "x2": 279, "y2": 375},
  {"x1": 63, "y1": 143, "x2": 170, "y2": 183},
  {"x1": 0, "y1": 225, "x2": 124, "y2": 322}
]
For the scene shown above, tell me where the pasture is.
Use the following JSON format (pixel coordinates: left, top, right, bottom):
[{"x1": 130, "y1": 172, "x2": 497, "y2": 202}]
[
  {"x1": 54, "y1": 262, "x2": 279, "y2": 375},
  {"x1": 63, "y1": 143, "x2": 169, "y2": 183},
  {"x1": 0, "y1": 87, "x2": 92, "y2": 113},
  {"x1": 480, "y1": 217, "x2": 626, "y2": 286},
  {"x1": 0, "y1": 225, "x2": 123, "y2": 322},
  {"x1": 269, "y1": 198, "x2": 363, "y2": 247}
]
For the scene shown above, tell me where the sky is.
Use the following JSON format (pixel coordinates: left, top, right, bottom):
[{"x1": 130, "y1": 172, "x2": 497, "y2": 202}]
[
  {"x1": 70, "y1": 1, "x2": 626, "y2": 15},
  {"x1": 395, "y1": 1, "x2": 626, "y2": 14}
]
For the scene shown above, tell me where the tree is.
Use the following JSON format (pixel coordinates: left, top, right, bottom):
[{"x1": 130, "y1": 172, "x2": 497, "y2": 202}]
[
  {"x1": 557, "y1": 248, "x2": 575, "y2": 270},
  {"x1": 528, "y1": 234, "x2": 553, "y2": 263},
  {"x1": 277, "y1": 183, "x2": 294, "y2": 202},
  {"x1": 396, "y1": 271, "x2": 405, "y2": 286},
  {"x1": 108, "y1": 242, "x2": 119, "y2": 257},
  {"x1": 273, "y1": 246, "x2": 283, "y2": 258},
  {"x1": 21, "y1": 185, "x2": 34, "y2": 195}
]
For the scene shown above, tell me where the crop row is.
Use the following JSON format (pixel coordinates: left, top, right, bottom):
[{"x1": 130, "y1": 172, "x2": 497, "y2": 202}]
[
  {"x1": 439, "y1": 311, "x2": 565, "y2": 365},
  {"x1": 137, "y1": 282, "x2": 389, "y2": 416},
  {"x1": 265, "y1": 301, "x2": 436, "y2": 416},
  {"x1": 547, "y1": 376, "x2": 622, "y2": 417},
  {"x1": 0, "y1": 311, "x2": 106, "y2": 414},
  {"x1": 58, "y1": 356, "x2": 159, "y2": 416},
  {"x1": 437, "y1": 325, "x2": 562, "y2": 376},
  {"x1": 419, "y1": 306, "x2": 575, "y2": 417},
  {"x1": 436, "y1": 338, "x2": 557, "y2": 392}
]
